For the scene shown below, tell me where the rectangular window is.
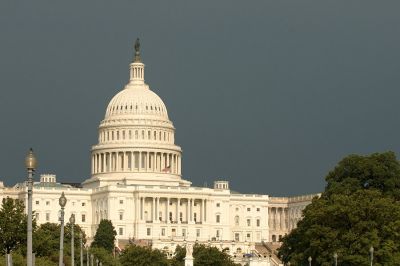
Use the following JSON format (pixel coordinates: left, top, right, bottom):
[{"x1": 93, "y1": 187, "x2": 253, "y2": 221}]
[
  {"x1": 235, "y1": 233, "x2": 240, "y2": 241},
  {"x1": 216, "y1": 230, "x2": 220, "y2": 238},
  {"x1": 161, "y1": 228, "x2": 166, "y2": 236},
  {"x1": 196, "y1": 229, "x2": 201, "y2": 237},
  {"x1": 182, "y1": 229, "x2": 186, "y2": 237},
  {"x1": 120, "y1": 200, "x2": 124, "y2": 204},
  {"x1": 247, "y1": 219, "x2": 251, "y2": 226},
  {"x1": 120, "y1": 213, "x2": 123, "y2": 220},
  {"x1": 35, "y1": 201, "x2": 39, "y2": 205},
  {"x1": 256, "y1": 219, "x2": 260, "y2": 227},
  {"x1": 82, "y1": 214, "x2": 86, "y2": 223},
  {"x1": 82, "y1": 202, "x2": 86, "y2": 207},
  {"x1": 35, "y1": 213, "x2": 39, "y2": 221},
  {"x1": 216, "y1": 203, "x2": 220, "y2": 207},
  {"x1": 247, "y1": 208, "x2": 250, "y2": 212},
  {"x1": 46, "y1": 201, "x2": 50, "y2": 206},
  {"x1": 257, "y1": 208, "x2": 260, "y2": 212},
  {"x1": 216, "y1": 215, "x2": 220, "y2": 223},
  {"x1": 247, "y1": 233, "x2": 251, "y2": 240},
  {"x1": 147, "y1": 228, "x2": 151, "y2": 236},
  {"x1": 119, "y1": 228, "x2": 123, "y2": 236},
  {"x1": 46, "y1": 213, "x2": 50, "y2": 221}
]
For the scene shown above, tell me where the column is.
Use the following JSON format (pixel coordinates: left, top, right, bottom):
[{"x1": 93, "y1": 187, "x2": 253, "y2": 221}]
[
  {"x1": 124, "y1": 152, "x2": 128, "y2": 171},
  {"x1": 190, "y1": 198, "x2": 194, "y2": 222},
  {"x1": 138, "y1": 152, "x2": 142, "y2": 172},
  {"x1": 156, "y1": 197, "x2": 160, "y2": 222},
  {"x1": 178, "y1": 156, "x2": 181, "y2": 175},
  {"x1": 166, "y1": 198, "x2": 170, "y2": 223},
  {"x1": 147, "y1": 152, "x2": 150, "y2": 172},
  {"x1": 177, "y1": 198, "x2": 180, "y2": 223},
  {"x1": 186, "y1": 199, "x2": 190, "y2": 223},
  {"x1": 153, "y1": 197, "x2": 156, "y2": 221},
  {"x1": 201, "y1": 199, "x2": 204, "y2": 222},
  {"x1": 116, "y1": 152, "x2": 119, "y2": 171},
  {"x1": 140, "y1": 197, "x2": 143, "y2": 221}
]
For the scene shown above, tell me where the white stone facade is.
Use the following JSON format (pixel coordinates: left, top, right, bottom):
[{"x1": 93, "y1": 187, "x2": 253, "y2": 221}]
[{"x1": 0, "y1": 45, "x2": 318, "y2": 257}]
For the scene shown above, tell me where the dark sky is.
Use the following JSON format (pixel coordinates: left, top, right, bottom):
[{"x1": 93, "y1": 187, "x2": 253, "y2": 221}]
[{"x1": 1, "y1": 1, "x2": 399, "y2": 196}]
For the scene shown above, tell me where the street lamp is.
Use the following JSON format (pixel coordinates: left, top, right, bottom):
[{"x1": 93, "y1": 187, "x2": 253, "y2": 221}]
[
  {"x1": 333, "y1": 252, "x2": 338, "y2": 266},
  {"x1": 59, "y1": 192, "x2": 67, "y2": 266},
  {"x1": 308, "y1": 256, "x2": 312, "y2": 266},
  {"x1": 369, "y1": 246, "x2": 374, "y2": 266},
  {"x1": 25, "y1": 148, "x2": 37, "y2": 266},
  {"x1": 70, "y1": 214, "x2": 75, "y2": 266},
  {"x1": 80, "y1": 233, "x2": 83, "y2": 266}
]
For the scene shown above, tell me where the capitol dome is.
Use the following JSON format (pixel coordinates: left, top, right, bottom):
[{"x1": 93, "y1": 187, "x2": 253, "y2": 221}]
[
  {"x1": 85, "y1": 39, "x2": 189, "y2": 188},
  {"x1": 104, "y1": 83, "x2": 169, "y2": 121}
]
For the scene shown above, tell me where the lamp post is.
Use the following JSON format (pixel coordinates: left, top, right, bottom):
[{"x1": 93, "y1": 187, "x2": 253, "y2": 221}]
[
  {"x1": 80, "y1": 233, "x2": 83, "y2": 266},
  {"x1": 308, "y1": 256, "x2": 312, "y2": 266},
  {"x1": 86, "y1": 249, "x2": 89, "y2": 266},
  {"x1": 59, "y1": 192, "x2": 67, "y2": 266},
  {"x1": 333, "y1": 252, "x2": 338, "y2": 266},
  {"x1": 25, "y1": 148, "x2": 37, "y2": 266},
  {"x1": 369, "y1": 246, "x2": 374, "y2": 266},
  {"x1": 70, "y1": 214, "x2": 75, "y2": 266}
]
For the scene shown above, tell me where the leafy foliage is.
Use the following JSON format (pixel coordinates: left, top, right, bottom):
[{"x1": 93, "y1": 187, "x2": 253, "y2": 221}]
[
  {"x1": 90, "y1": 247, "x2": 120, "y2": 266},
  {"x1": 119, "y1": 244, "x2": 168, "y2": 266},
  {"x1": 170, "y1": 244, "x2": 239, "y2": 266},
  {"x1": 0, "y1": 198, "x2": 28, "y2": 254},
  {"x1": 279, "y1": 152, "x2": 400, "y2": 266},
  {"x1": 91, "y1": 220, "x2": 117, "y2": 253}
]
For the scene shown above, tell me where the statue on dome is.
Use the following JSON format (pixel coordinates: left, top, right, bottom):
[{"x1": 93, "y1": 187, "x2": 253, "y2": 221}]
[{"x1": 134, "y1": 38, "x2": 141, "y2": 62}]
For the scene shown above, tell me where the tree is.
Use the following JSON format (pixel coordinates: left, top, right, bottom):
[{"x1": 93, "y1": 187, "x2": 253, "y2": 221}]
[
  {"x1": 119, "y1": 244, "x2": 168, "y2": 266},
  {"x1": 33, "y1": 222, "x2": 87, "y2": 265},
  {"x1": 171, "y1": 244, "x2": 239, "y2": 266},
  {"x1": 279, "y1": 152, "x2": 400, "y2": 266},
  {"x1": 90, "y1": 247, "x2": 120, "y2": 266},
  {"x1": 91, "y1": 220, "x2": 117, "y2": 253},
  {"x1": 0, "y1": 197, "x2": 28, "y2": 255}
]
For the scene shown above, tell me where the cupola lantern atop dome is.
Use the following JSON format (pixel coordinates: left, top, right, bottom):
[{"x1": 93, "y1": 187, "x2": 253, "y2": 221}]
[{"x1": 129, "y1": 38, "x2": 145, "y2": 85}]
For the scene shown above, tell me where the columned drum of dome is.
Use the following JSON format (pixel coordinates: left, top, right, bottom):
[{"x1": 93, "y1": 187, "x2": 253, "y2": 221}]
[{"x1": 83, "y1": 40, "x2": 190, "y2": 188}]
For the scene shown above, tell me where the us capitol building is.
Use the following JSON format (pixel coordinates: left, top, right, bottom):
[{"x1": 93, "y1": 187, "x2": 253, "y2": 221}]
[{"x1": 0, "y1": 41, "x2": 317, "y2": 259}]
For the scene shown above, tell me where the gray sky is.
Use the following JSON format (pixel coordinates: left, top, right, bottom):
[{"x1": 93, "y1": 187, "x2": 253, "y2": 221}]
[{"x1": 1, "y1": 1, "x2": 399, "y2": 196}]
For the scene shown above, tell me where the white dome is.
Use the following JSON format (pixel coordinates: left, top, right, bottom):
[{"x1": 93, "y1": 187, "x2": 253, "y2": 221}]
[{"x1": 105, "y1": 83, "x2": 169, "y2": 121}]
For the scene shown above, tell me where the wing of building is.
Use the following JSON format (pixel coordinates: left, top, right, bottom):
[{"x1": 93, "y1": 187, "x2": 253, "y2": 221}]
[{"x1": 0, "y1": 41, "x2": 319, "y2": 261}]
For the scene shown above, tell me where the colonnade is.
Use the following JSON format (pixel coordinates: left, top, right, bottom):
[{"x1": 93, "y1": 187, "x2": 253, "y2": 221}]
[
  {"x1": 138, "y1": 197, "x2": 207, "y2": 224},
  {"x1": 268, "y1": 207, "x2": 288, "y2": 231},
  {"x1": 92, "y1": 151, "x2": 181, "y2": 175}
]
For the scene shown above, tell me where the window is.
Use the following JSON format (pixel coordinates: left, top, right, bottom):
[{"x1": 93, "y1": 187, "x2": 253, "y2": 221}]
[
  {"x1": 82, "y1": 202, "x2": 86, "y2": 207},
  {"x1": 119, "y1": 228, "x2": 123, "y2": 236},
  {"x1": 247, "y1": 219, "x2": 251, "y2": 227},
  {"x1": 194, "y1": 213, "x2": 197, "y2": 222},
  {"x1": 46, "y1": 201, "x2": 50, "y2": 206},
  {"x1": 46, "y1": 213, "x2": 50, "y2": 221},
  {"x1": 257, "y1": 208, "x2": 260, "y2": 212},
  {"x1": 247, "y1": 208, "x2": 251, "y2": 212},
  {"x1": 82, "y1": 214, "x2": 86, "y2": 223},
  {"x1": 35, "y1": 201, "x2": 39, "y2": 205},
  {"x1": 247, "y1": 233, "x2": 251, "y2": 240},
  {"x1": 179, "y1": 212, "x2": 183, "y2": 222},
  {"x1": 119, "y1": 213, "x2": 123, "y2": 220},
  {"x1": 120, "y1": 200, "x2": 124, "y2": 204},
  {"x1": 256, "y1": 219, "x2": 260, "y2": 227},
  {"x1": 169, "y1": 212, "x2": 173, "y2": 222},
  {"x1": 216, "y1": 230, "x2": 220, "y2": 238},
  {"x1": 216, "y1": 203, "x2": 220, "y2": 207},
  {"x1": 161, "y1": 228, "x2": 165, "y2": 236},
  {"x1": 196, "y1": 229, "x2": 201, "y2": 237},
  {"x1": 182, "y1": 229, "x2": 186, "y2": 237},
  {"x1": 216, "y1": 215, "x2": 220, "y2": 223},
  {"x1": 147, "y1": 228, "x2": 151, "y2": 236},
  {"x1": 235, "y1": 207, "x2": 239, "y2": 212},
  {"x1": 35, "y1": 213, "x2": 39, "y2": 221},
  {"x1": 234, "y1": 216, "x2": 239, "y2": 226},
  {"x1": 235, "y1": 233, "x2": 240, "y2": 241}
]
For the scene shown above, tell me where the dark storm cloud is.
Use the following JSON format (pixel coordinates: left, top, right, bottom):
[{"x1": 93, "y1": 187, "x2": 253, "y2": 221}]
[{"x1": 0, "y1": 0, "x2": 399, "y2": 196}]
